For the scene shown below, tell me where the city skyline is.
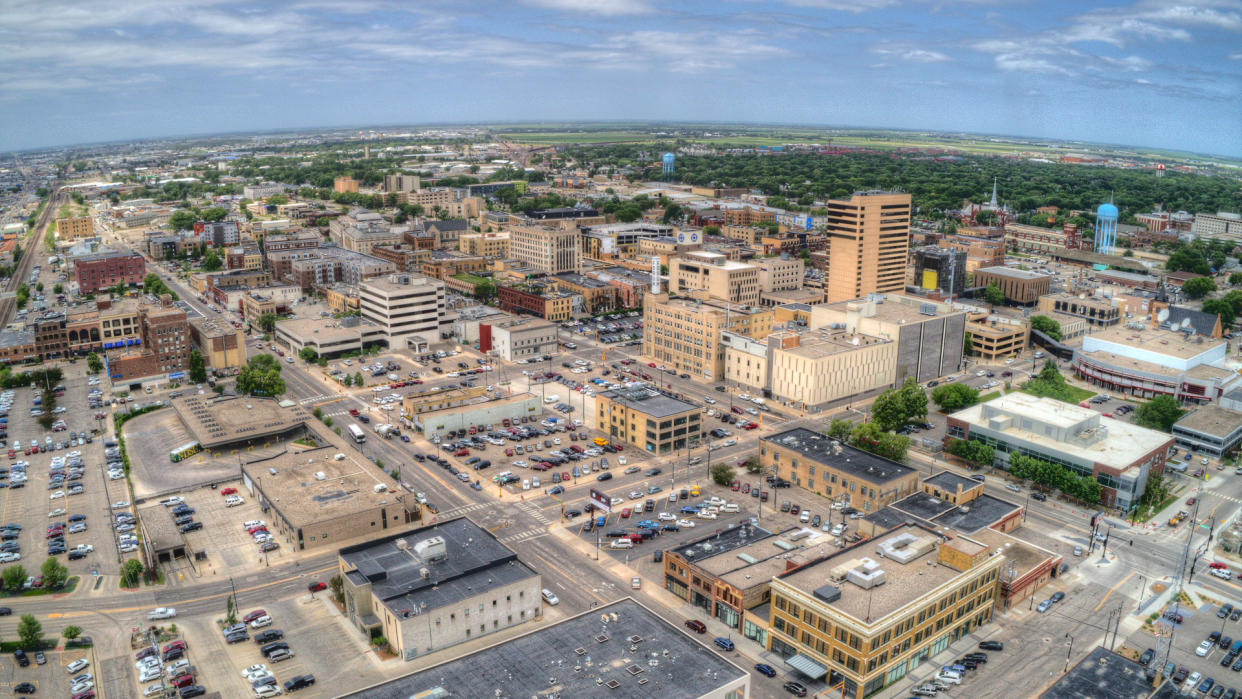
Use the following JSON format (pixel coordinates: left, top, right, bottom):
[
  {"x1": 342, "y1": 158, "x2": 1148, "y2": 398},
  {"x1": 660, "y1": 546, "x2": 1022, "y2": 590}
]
[{"x1": 0, "y1": 0, "x2": 1240, "y2": 157}]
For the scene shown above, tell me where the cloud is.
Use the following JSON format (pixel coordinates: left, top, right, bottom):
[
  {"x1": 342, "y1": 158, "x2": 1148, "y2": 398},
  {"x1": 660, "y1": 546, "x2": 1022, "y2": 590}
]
[
  {"x1": 1231, "y1": 51, "x2": 1242, "y2": 59},
  {"x1": 901, "y1": 49, "x2": 950, "y2": 62},
  {"x1": 592, "y1": 30, "x2": 787, "y2": 72},
  {"x1": 522, "y1": 0, "x2": 655, "y2": 14}
]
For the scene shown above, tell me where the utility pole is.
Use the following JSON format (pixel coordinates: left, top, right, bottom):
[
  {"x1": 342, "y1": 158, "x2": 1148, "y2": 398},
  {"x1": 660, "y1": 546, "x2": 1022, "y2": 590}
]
[{"x1": 1158, "y1": 484, "x2": 1203, "y2": 674}]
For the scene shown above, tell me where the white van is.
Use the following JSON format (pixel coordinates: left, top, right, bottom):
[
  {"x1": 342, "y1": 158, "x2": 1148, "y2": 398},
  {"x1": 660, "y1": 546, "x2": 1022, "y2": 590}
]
[
  {"x1": 610, "y1": 539, "x2": 634, "y2": 549},
  {"x1": 721, "y1": 503, "x2": 739, "y2": 513},
  {"x1": 545, "y1": 395, "x2": 560, "y2": 404},
  {"x1": 935, "y1": 671, "x2": 962, "y2": 685},
  {"x1": 522, "y1": 479, "x2": 530, "y2": 491}
]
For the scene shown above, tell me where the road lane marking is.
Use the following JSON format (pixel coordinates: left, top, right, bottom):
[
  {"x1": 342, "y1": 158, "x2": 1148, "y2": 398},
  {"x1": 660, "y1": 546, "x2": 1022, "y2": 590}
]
[{"x1": 1095, "y1": 570, "x2": 1135, "y2": 612}]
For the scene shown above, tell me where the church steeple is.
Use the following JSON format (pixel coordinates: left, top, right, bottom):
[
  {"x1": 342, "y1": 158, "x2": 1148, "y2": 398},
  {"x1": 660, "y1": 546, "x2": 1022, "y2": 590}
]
[{"x1": 988, "y1": 178, "x2": 998, "y2": 209}]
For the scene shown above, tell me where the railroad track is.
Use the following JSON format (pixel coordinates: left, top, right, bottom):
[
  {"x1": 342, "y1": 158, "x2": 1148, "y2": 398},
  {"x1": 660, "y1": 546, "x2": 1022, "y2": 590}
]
[{"x1": 0, "y1": 186, "x2": 62, "y2": 328}]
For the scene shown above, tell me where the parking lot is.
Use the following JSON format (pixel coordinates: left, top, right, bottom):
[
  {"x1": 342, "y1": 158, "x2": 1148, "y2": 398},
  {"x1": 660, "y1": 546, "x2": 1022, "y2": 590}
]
[
  {"x1": 0, "y1": 372, "x2": 126, "y2": 582},
  {"x1": 1131, "y1": 596, "x2": 1242, "y2": 695},
  {"x1": 563, "y1": 310, "x2": 644, "y2": 348},
  {"x1": 160, "y1": 594, "x2": 378, "y2": 698},
  {"x1": 122, "y1": 408, "x2": 258, "y2": 498},
  {"x1": 0, "y1": 646, "x2": 94, "y2": 697},
  {"x1": 169, "y1": 481, "x2": 284, "y2": 575}
]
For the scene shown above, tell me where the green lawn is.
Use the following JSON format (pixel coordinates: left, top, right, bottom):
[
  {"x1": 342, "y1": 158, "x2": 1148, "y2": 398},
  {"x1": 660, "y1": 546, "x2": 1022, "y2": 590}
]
[
  {"x1": 1020, "y1": 383, "x2": 1096, "y2": 405},
  {"x1": 976, "y1": 392, "x2": 1001, "y2": 404}
]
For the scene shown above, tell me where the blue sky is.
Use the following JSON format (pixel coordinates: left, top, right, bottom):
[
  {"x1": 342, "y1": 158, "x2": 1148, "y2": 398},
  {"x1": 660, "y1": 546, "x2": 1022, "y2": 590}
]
[{"x1": 1, "y1": 0, "x2": 1240, "y2": 157}]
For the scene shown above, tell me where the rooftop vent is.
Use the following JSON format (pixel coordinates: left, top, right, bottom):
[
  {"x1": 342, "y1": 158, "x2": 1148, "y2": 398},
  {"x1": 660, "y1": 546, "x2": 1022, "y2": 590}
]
[{"x1": 846, "y1": 558, "x2": 887, "y2": 589}]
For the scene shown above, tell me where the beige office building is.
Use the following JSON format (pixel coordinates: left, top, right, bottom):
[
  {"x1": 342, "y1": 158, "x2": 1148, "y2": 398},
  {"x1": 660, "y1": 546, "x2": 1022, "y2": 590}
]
[
  {"x1": 724, "y1": 328, "x2": 896, "y2": 410},
  {"x1": 383, "y1": 174, "x2": 421, "y2": 193},
  {"x1": 359, "y1": 274, "x2": 450, "y2": 352},
  {"x1": 643, "y1": 291, "x2": 773, "y2": 380},
  {"x1": 669, "y1": 252, "x2": 760, "y2": 306},
  {"x1": 510, "y1": 224, "x2": 581, "y2": 275},
  {"x1": 823, "y1": 191, "x2": 911, "y2": 302},
  {"x1": 458, "y1": 232, "x2": 511, "y2": 258},
  {"x1": 398, "y1": 188, "x2": 455, "y2": 210},
  {"x1": 57, "y1": 216, "x2": 94, "y2": 241},
  {"x1": 757, "y1": 255, "x2": 805, "y2": 292}
]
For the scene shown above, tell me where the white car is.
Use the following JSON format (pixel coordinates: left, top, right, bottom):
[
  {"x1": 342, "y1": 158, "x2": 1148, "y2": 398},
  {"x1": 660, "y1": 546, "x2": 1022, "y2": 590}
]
[
  {"x1": 49, "y1": 490, "x2": 65, "y2": 500},
  {"x1": 226, "y1": 496, "x2": 245, "y2": 507},
  {"x1": 1197, "y1": 640, "x2": 1214, "y2": 657},
  {"x1": 109, "y1": 471, "x2": 125, "y2": 480},
  {"x1": 250, "y1": 615, "x2": 273, "y2": 628},
  {"x1": 66, "y1": 658, "x2": 90, "y2": 673},
  {"x1": 244, "y1": 520, "x2": 266, "y2": 529},
  {"x1": 139, "y1": 667, "x2": 162, "y2": 683},
  {"x1": 676, "y1": 519, "x2": 696, "y2": 528},
  {"x1": 1212, "y1": 568, "x2": 1232, "y2": 580},
  {"x1": 254, "y1": 685, "x2": 284, "y2": 697},
  {"x1": 0, "y1": 552, "x2": 20, "y2": 563},
  {"x1": 242, "y1": 664, "x2": 269, "y2": 679},
  {"x1": 48, "y1": 508, "x2": 66, "y2": 518},
  {"x1": 144, "y1": 684, "x2": 170, "y2": 697},
  {"x1": 697, "y1": 511, "x2": 718, "y2": 520},
  {"x1": 111, "y1": 501, "x2": 130, "y2": 509},
  {"x1": 147, "y1": 607, "x2": 176, "y2": 620},
  {"x1": 657, "y1": 512, "x2": 676, "y2": 521},
  {"x1": 119, "y1": 544, "x2": 138, "y2": 553},
  {"x1": 73, "y1": 544, "x2": 94, "y2": 553},
  {"x1": 165, "y1": 659, "x2": 190, "y2": 677},
  {"x1": 161, "y1": 496, "x2": 184, "y2": 507}
]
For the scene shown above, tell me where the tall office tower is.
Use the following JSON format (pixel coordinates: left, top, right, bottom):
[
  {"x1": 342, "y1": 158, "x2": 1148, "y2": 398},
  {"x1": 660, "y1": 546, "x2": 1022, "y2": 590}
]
[{"x1": 823, "y1": 191, "x2": 912, "y2": 302}]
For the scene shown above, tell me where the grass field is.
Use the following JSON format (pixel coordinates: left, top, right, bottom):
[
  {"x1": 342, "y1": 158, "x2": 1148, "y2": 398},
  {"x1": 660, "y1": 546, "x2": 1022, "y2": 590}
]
[{"x1": 1020, "y1": 383, "x2": 1096, "y2": 405}]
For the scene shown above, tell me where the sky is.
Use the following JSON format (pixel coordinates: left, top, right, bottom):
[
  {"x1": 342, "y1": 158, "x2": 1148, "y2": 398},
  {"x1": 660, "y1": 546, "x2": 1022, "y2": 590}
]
[{"x1": 1, "y1": 0, "x2": 1240, "y2": 157}]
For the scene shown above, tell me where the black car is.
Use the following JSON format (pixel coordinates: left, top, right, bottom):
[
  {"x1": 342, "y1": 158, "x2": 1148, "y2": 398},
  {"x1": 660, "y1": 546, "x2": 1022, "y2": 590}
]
[
  {"x1": 284, "y1": 674, "x2": 316, "y2": 692},
  {"x1": 226, "y1": 630, "x2": 249, "y2": 644},
  {"x1": 597, "y1": 472, "x2": 612, "y2": 481},
  {"x1": 180, "y1": 685, "x2": 207, "y2": 698},
  {"x1": 261, "y1": 641, "x2": 290, "y2": 656},
  {"x1": 645, "y1": 468, "x2": 662, "y2": 476},
  {"x1": 965, "y1": 652, "x2": 988, "y2": 663},
  {"x1": 784, "y1": 681, "x2": 808, "y2": 697},
  {"x1": 252, "y1": 675, "x2": 278, "y2": 688},
  {"x1": 13, "y1": 649, "x2": 28, "y2": 666},
  {"x1": 1138, "y1": 648, "x2": 1155, "y2": 665},
  {"x1": 1049, "y1": 591, "x2": 1065, "y2": 603},
  {"x1": 1222, "y1": 604, "x2": 1235, "y2": 619},
  {"x1": 14, "y1": 682, "x2": 35, "y2": 694},
  {"x1": 1031, "y1": 492, "x2": 1047, "y2": 501},
  {"x1": 0, "y1": 606, "x2": 11, "y2": 616},
  {"x1": 179, "y1": 522, "x2": 203, "y2": 533},
  {"x1": 979, "y1": 641, "x2": 1004, "y2": 651},
  {"x1": 254, "y1": 629, "x2": 284, "y2": 644}
]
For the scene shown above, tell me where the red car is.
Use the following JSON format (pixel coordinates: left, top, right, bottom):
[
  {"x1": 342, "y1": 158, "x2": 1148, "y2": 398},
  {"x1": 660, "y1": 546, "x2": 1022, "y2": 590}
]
[
  {"x1": 163, "y1": 640, "x2": 187, "y2": 653},
  {"x1": 648, "y1": 363, "x2": 656, "y2": 368},
  {"x1": 247, "y1": 525, "x2": 267, "y2": 535},
  {"x1": 620, "y1": 508, "x2": 631, "y2": 519},
  {"x1": 505, "y1": 449, "x2": 514, "y2": 457},
  {"x1": 741, "y1": 483, "x2": 750, "y2": 494},
  {"x1": 1210, "y1": 562, "x2": 1229, "y2": 570},
  {"x1": 731, "y1": 480, "x2": 740, "y2": 491},
  {"x1": 1187, "y1": 497, "x2": 1197, "y2": 505},
  {"x1": 221, "y1": 487, "x2": 238, "y2": 496},
  {"x1": 172, "y1": 674, "x2": 194, "y2": 688},
  {"x1": 242, "y1": 609, "x2": 267, "y2": 623},
  {"x1": 561, "y1": 472, "x2": 571, "y2": 482},
  {"x1": 348, "y1": 409, "x2": 360, "y2": 417},
  {"x1": 308, "y1": 581, "x2": 327, "y2": 592},
  {"x1": 453, "y1": 449, "x2": 469, "y2": 457},
  {"x1": 731, "y1": 406, "x2": 744, "y2": 414}
]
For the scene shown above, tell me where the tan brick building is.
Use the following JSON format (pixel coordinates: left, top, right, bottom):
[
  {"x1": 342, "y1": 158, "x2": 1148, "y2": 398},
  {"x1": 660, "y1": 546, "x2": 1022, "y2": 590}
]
[
  {"x1": 642, "y1": 292, "x2": 774, "y2": 381},
  {"x1": 595, "y1": 385, "x2": 702, "y2": 455},
  {"x1": 823, "y1": 192, "x2": 911, "y2": 302},
  {"x1": 56, "y1": 216, "x2": 95, "y2": 241},
  {"x1": 669, "y1": 252, "x2": 761, "y2": 306},
  {"x1": 458, "y1": 232, "x2": 510, "y2": 258},
  {"x1": 334, "y1": 177, "x2": 359, "y2": 193},
  {"x1": 973, "y1": 267, "x2": 1051, "y2": 304},
  {"x1": 510, "y1": 224, "x2": 581, "y2": 275}
]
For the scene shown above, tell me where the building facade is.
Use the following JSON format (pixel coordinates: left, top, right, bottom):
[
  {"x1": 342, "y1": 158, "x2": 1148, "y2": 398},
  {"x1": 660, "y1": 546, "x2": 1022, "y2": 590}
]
[
  {"x1": 359, "y1": 274, "x2": 449, "y2": 352},
  {"x1": 823, "y1": 191, "x2": 911, "y2": 302},
  {"x1": 478, "y1": 317, "x2": 557, "y2": 361},
  {"x1": 643, "y1": 292, "x2": 775, "y2": 381},
  {"x1": 595, "y1": 385, "x2": 702, "y2": 455},
  {"x1": 56, "y1": 216, "x2": 94, "y2": 241},
  {"x1": 669, "y1": 252, "x2": 761, "y2": 306},
  {"x1": 74, "y1": 251, "x2": 146, "y2": 294},
  {"x1": 510, "y1": 224, "x2": 582, "y2": 275},
  {"x1": 972, "y1": 267, "x2": 1051, "y2": 305},
  {"x1": 762, "y1": 428, "x2": 919, "y2": 512},
  {"x1": 1036, "y1": 293, "x2": 1121, "y2": 328}
]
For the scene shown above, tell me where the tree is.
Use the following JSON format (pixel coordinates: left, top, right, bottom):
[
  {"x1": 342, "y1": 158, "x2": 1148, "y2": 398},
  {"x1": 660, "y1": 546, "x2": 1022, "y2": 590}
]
[
  {"x1": 200, "y1": 206, "x2": 228, "y2": 222},
  {"x1": 870, "y1": 387, "x2": 906, "y2": 432},
  {"x1": 741, "y1": 457, "x2": 762, "y2": 474},
  {"x1": 931, "y1": 383, "x2": 980, "y2": 412},
  {"x1": 53, "y1": 283, "x2": 62, "y2": 294},
  {"x1": 1133, "y1": 395, "x2": 1187, "y2": 432},
  {"x1": 963, "y1": 332, "x2": 973, "y2": 355},
  {"x1": 200, "y1": 249, "x2": 222, "y2": 272},
  {"x1": 237, "y1": 354, "x2": 285, "y2": 397},
  {"x1": 266, "y1": 194, "x2": 289, "y2": 206},
  {"x1": 983, "y1": 282, "x2": 1005, "y2": 306},
  {"x1": 61, "y1": 625, "x2": 82, "y2": 641},
  {"x1": 1202, "y1": 299, "x2": 1236, "y2": 328},
  {"x1": 1, "y1": 564, "x2": 26, "y2": 592},
  {"x1": 354, "y1": 371, "x2": 365, "y2": 387},
  {"x1": 710, "y1": 463, "x2": 736, "y2": 486},
  {"x1": 17, "y1": 614, "x2": 42, "y2": 649},
  {"x1": 121, "y1": 559, "x2": 144, "y2": 587},
  {"x1": 40, "y1": 557, "x2": 68, "y2": 590},
  {"x1": 1182, "y1": 277, "x2": 1217, "y2": 299},
  {"x1": 329, "y1": 574, "x2": 346, "y2": 605},
  {"x1": 168, "y1": 210, "x2": 197, "y2": 231},
  {"x1": 225, "y1": 594, "x2": 238, "y2": 625},
  {"x1": 848, "y1": 421, "x2": 909, "y2": 462},
  {"x1": 257, "y1": 312, "x2": 278, "y2": 334},
  {"x1": 1030, "y1": 314, "x2": 1063, "y2": 341},
  {"x1": 299, "y1": 347, "x2": 319, "y2": 363},
  {"x1": 86, "y1": 352, "x2": 103, "y2": 374},
  {"x1": 187, "y1": 349, "x2": 207, "y2": 384},
  {"x1": 897, "y1": 377, "x2": 927, "y2": 424},
  {"x1": 341, "y1": 374, "x2": 352, "y2": 387},
  {"x1": 827, "y1": 419, "x2": 853, "y2": 441},
  {"x1": 1230, "y1": 272, "x2": 1242, "y2": 286}
]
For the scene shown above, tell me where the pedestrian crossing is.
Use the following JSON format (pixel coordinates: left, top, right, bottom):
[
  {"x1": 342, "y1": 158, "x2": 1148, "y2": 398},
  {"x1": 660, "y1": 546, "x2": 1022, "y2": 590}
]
[
  {"x1": 297, "y1": 394, "x2": 336, "y2": 405},
  {"x1": 517, "y1": 501, "x2": 552, "y2": 526},
  {"x1": 440, "y1": 501, "x2": 489, "y2": 518},
  {"x1": 500, "y1": 528, "x2": 548, "y2": 545}
]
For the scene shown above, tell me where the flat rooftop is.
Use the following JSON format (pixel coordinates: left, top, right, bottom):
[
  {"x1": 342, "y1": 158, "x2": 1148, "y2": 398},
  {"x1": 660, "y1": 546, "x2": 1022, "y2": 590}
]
[
  {"x1": 342, "y1": 598, "x2": 750, "y2": 699},
  {"x1": 1084, "y1": 323, "x2": 1225, "y2": 360},
  {"x1": 600, "y1": 385, "x2": 699, "y2": 419},
  {"x1": 780, "y1": 329, "x2": 888, "y2": 359},
  {"x1": 275, "y1": 317, "x2": 382, "y2": 343},
  {"x1": 929, "y1": 494, "x2": 1021, "y2": 534},
  {"x1": 950, "y1": 394, "x2": 1171, "y2": 471},
  {"x1": 765, "y1": 428, "x2": 915, "y2": 486},
  {"x1": 688, "y1": 527, "x2": 845, "y2": 591},
  {"x1": 924, "y1": 471, "x2": 983, "y2": 496},
  {"x1": 1038, "y1": 646, "x2": 1156, "y2": 699},
  {"x1": 1174, "y1": 404, "x2": 1242, "y2": 438},
  {"x1": 171, "y1": 395, "x2": 309, "y2": 449},
  {"x1": 976, "y1": 266, "x2": 1047, "y2": 280},
  {"x1": 240, "y1": 445, "x2": 410, "y2": 527},
  {"x1": 339, "y1": 517, "x2": 536, "y2": 616},
  {"x1": 137, "y1": 503, "x2": 183, "y2": 552},
  {"x1": 779, "y1": 524, "x2": 966, "y2": 624}
]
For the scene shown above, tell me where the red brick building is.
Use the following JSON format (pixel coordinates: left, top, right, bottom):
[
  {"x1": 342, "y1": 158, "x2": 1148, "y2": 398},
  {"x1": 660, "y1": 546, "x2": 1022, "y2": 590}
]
[
  {"x1": 74, "y1": 252, "x2": 146, "y2": 294},
  {"x1": 106, "y1": 298, "x2": 191, "y2": 383}
]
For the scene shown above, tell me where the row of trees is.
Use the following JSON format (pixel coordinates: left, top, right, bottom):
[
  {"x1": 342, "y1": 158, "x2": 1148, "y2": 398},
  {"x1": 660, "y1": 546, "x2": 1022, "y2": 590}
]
[
  {"x1": 931, "y1": 383, "x2": 980, "y2": 412},
  {"x1": 869, "y1": 378, "x2": 928, "y2": 432},
  {"x1": 0, "y1": 367, "x2": 62, "y2": 390},
  {"x1": 142, "y1": 273, "x2": 178, "y2": 300},
  {"x1": 1030, "y1": 315, "x2": 1063, "y2": 341},
  {"x1": 944, "y1": 438, "x2": 995, "y2": 467},
  {"x1": 236, "y1": 354, "x2": 285, "y2": 397},
  {"x1": 1201, "y1": 289, "x2": 1242, "y2": 328},
  {"x1": 1008, "y1": 453, "x2": 1102, "y2": 504},
  {"x1": 826, "y1": 418, "x2": 910, "y2": 462}
]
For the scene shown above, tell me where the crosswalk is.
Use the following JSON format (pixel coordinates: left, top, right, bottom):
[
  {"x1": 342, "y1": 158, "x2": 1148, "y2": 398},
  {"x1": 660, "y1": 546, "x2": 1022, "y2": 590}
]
[
  {"x1": 517, "y1": 501, "x2": 552, "y2": 526},
  {"x1": 297, "y1": 394, "x2": 337, "y2": 405},
  {"x1": 500, "y1": 528, "x2": 548, "y2": 545},
  {"x1": 440, "y1": 501, "x2": 489, "y2": 519}
]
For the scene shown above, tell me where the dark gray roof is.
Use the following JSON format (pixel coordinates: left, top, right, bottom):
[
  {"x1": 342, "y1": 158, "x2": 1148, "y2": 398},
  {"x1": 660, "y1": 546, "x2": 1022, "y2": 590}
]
[
  {"x1": 924, "y1": 471, "x2": 981, "y2": 497},
  {"x1": 1039, "y1": 647, "x2": 1159, "y2": 699},
  {"x1": 862, "y1": 507, "x2": 913, "y2": 531},
  {"x1": 764, "y1": 428, "x2": 915, "y2": 486},
  {"x1": 887, "y1": 492, "x2": 956, "y2": 521},
  {"x1": 339, "y1": 517, "x2": 537, "y2": 616},
  {"x1": 929, "y1": 494, "x2": 1020, "y2": 534},
  {"x1": 425, "y1": 219, "x2": 468, "y2": 232},
  {"x1": 669, "y1": 522, "x2": 774, "y2": 561},
  {"x1": 342, "y1": 599, "x2": 749, "y2": 699},
  {"x1": 600, "y1": 385, "x2": 699, "y2": 419},
  {"x1": 1164, "y1": 305, "x2": 1219, "y2": 337}
]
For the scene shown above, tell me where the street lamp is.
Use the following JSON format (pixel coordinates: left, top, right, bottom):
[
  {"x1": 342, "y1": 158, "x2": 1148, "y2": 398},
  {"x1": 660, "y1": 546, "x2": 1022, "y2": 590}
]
[{"x1": 1064, "y1": 633, "x2": 1075, "y2": 674}]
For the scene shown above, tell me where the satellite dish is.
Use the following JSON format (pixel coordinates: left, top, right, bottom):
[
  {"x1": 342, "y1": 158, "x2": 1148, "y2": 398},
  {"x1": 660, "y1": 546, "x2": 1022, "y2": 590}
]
[
  {"x1": 1181, "y1": 318, "x2": 1191, "y2": 330},
  {"x1": 1156, "y1": 308, "x2": 1169, "y2": 324}
]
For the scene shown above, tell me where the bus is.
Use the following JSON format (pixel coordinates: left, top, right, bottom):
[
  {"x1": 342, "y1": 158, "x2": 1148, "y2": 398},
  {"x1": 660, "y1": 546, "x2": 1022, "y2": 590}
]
[
  {"x1": 347, "y1": 424, "x2": 366, "y2": 444},
  {"x1": 170, "y1": 442, "x2": 201, "y2": 462}
]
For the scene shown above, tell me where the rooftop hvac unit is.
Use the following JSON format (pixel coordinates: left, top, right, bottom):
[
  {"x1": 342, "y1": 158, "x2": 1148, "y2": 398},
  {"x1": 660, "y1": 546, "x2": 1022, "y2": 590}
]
[
  {"x1": 314, "y1": 472, "x2": 326, "y2": 481},
  {"x1": 414, "y1": 536, "x2": 448, "y2": 562},
  {"x1": 373, "y1": 483, "x2": 388, "y2": 493}
]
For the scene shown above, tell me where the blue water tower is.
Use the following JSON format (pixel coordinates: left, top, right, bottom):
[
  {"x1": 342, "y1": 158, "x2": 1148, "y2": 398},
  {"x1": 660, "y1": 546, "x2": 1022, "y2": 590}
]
[
  {"x1": 1096, "y1": 199, "x2": 1118, "y2": 255},
  {"x1": 662, "y1": 152, "x2": 675, "y2": 177}
]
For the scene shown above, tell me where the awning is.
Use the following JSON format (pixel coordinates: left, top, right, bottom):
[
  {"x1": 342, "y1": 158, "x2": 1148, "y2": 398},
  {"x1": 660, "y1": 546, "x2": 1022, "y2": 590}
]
[{"x1": 786, "y1": 654, "x2": 828, "y2": 679}]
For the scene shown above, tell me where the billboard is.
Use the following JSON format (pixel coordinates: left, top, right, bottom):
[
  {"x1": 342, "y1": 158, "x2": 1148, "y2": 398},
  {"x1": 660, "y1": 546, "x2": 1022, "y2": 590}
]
[
  {"x1": 589, "y1": 488, "x2": 612, "y2": 514},
  {"x1": 921, "y1": 269, "x2": 938, "y2": 290}
]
